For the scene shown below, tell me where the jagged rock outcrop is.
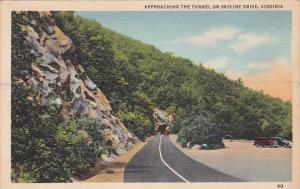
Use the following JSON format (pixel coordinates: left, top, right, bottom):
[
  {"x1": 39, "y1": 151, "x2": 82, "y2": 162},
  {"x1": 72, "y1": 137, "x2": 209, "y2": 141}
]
[
  {"x1": 17, "y1": 11, "x2": 137, "y2": 158},
  {"x1": 153, "y1": 108, "x2": 173, "y2": 133}
]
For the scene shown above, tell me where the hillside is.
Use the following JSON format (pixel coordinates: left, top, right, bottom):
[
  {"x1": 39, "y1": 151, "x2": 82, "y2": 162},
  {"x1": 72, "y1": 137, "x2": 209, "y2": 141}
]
[
  {"x1": 11, "y1": 11, "x2": 137, "y2": 182},
  {"x1": 53, "y1": 11, "x2": 292, "y2": 140}
]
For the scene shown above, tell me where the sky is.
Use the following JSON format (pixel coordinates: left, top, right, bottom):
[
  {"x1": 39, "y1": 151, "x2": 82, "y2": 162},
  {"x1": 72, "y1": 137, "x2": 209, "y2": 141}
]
[{"x1": 77, "y1": 11, "x2": 292, "y2": 101}]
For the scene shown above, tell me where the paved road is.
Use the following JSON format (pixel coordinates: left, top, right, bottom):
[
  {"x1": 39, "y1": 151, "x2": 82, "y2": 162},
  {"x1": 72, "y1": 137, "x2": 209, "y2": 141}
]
[{"x1": 124, "y1": 135, "x2": 243, "y2": 182}]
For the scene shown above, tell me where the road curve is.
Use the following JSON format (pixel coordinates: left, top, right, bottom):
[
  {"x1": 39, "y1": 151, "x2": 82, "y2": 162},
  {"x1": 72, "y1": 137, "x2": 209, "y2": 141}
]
[{"x1": 124, "y1": 135, "x2": 243, "y2": 182}]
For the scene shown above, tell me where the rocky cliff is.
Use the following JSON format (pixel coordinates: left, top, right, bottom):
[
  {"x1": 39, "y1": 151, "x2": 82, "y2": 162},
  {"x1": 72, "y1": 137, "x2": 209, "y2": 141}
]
[
  {"x1": 153, "y1": 108, "x2": 173, "y2": 133},
  {"x1": 16, "y1": 11, "x2": 137, "y2": 159}
]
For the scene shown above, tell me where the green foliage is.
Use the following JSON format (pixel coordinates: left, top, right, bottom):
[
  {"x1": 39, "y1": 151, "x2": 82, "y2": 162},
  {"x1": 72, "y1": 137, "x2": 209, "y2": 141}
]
[
  {"x1": 11, "y1": 83, "x2": 105, "y2": 182},
  {"x1": 117, "y1": 111, "x2": 153, "y2": 141},
  {"x1": 11, "y1": 12, "x2": 34, "y2": 80},
  {"x1": 53, "y1": 11, "x2": 292, "y2": 141},
  {"x1": 177, "y1": 115, "x2": 224, "y2": 149},
  {"x1": 11, "y1": 12, "x2": 106, "y2": 182},
  {"x1": 12, "y1": 83, "x2": 106, "y2": 182}
]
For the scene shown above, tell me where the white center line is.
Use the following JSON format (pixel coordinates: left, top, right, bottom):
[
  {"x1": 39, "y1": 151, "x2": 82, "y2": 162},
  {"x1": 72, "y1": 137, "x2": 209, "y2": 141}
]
[{"x1": 158, "y1": 135, "x2": 190, "y2": 183}]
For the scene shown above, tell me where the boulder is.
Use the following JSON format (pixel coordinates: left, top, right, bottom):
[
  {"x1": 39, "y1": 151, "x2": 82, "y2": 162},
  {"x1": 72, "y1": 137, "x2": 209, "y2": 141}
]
[
  {"x1": 47, "y1": 26, "x2": 55, "y2": 35},
  {"x1": 115, "y1": 147, "x2": 126, "y2": 156},
  {"x1": 49, "y1": 97, "x2": 63, "y2": 106},
  {"x1": 30, "y1": 49, "x2": 39, "y2": 57},
  {"x1": 62, "y1": 102, "x2": 72, "y2": 118},
  {"x1": 54, "y1": 26, "x2": 72, "y2": 47},
  {"x1": 126, "y1": 132, "x2": 134, "y2": 139},
  {"x1": 45, "y1": 39, "x2": 60, "y2": 56},
  {"x1": 37, "y1": 82, "x2": 50, "y2": 97},
  {"x1": 118, "y1": 121, "x2": 130, "y2": 133},
  {"x1": 25, "y1": 36, "x2": 41, "y2": 52},
  {"x1": 31, "y1": 65, "x2": 45, "y2": 82},
  {"x1": 71, "y1": 77, "x2": 81, "y2": 97},
  {"x1": 100, "y1": 154, "x2": 114, "y2": 162},
  {"x1": 109, "y1": 153, "x2": 118, "y2": 159},
  {"x1": 48, "y1": 18, "x2": 56, "y2": 26},
  {"x1": 103, "y1": 129, "x2": 120, "y2": 149},
  {"x1": 187, "y1": 142, "x2": 191, "y2": 148},
  {"x1": 60, "y1": 69, "x2": 70, "y2": 84},
  {"x1": 75, "y1": 64, "x2": 85, "y2": 75},
  {"x1": 30, "y1": 19, "x2": 37, "y2": 26},
  {"x1": 38, "y1": 11, "x2": 52, "y2": 19},
  {"x1": 39, "y1": 32, "x2": 47, "y2": 46},
  {"x1": 83, "y1": 77, "x2": 97, "y2": 91},
  {"x1": 79, "y1": 80, "x2": 96, "y2": 102},
  {"x1": 40, "y1": 96, "x2": 50, "y2": 106},
  {"x1": 191, "y1": 144, "x2": 201, "y2": 150},
  {"x1": 21, "y1": 25, "x2": 39, "y2": 39},
  {"x1": 126, "y1": 141, "x2": 134, "y2": 150},
  {"x1": 58, "y1": 59, "x2": 69, "y2": 83},
  {"x1": 43, "y1": 52, "x2": 59, "y2": 65},
  {"x1": 44, "y1": 71, "x2": 59, "y2": 83},
  {"x1": 65, "y1": 70, "x2": 82, "y2": 98},
  {"x1": 101, "y1": 118, "x2": 113, "y2": 128},
  {"x1": 27, "y1": 76, "x2": 39, "y2": 91},
  {"x1": 22, "y1": 16, "x2": 31, "y2": 25},
  {"x1": 88, "y1": 108, "x2": 97, "y2": 119},
  {"x1": 39, "y1": 63, "x2": 59, "y2": 74},
  {"x1": 94, "y1": 89, "x2": 112, "y2": 112},
  {"x1": 53, "y1": 26, "x2": 73, "y2": 54},
  {"x1": 71, "y1": 97, "x2": 86, "y2": 115}
]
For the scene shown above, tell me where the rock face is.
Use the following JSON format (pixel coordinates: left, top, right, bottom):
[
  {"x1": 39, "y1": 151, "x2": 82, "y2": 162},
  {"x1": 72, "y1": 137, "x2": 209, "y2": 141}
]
[
  {"x1": 153, "y1": 108, "x2": 173, "y2": 134},
  {"x1": 18, "y1": 11, "x2": 137, "y2": 158}
]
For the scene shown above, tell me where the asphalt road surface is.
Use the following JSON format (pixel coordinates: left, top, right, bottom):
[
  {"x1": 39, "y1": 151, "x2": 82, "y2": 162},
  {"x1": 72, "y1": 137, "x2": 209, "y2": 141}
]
[{"x1": 124, "y1": 135, "x2": 243, "y2": 182}]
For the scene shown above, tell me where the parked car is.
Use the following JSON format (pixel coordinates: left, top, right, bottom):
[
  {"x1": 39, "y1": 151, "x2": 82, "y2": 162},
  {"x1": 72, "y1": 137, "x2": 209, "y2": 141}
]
[
  {"x1": 287, "y1": 141, "x2": 292, "y2": 148},
  {"x1": 254, "y1": 137, "x2": 279, "y2": 148},
  {"x1": 271, "y1": 137, "x2": 292, "y2": 148},
  {"x1": 223, "y1": 135, "x2": 233, "y2": 139}
]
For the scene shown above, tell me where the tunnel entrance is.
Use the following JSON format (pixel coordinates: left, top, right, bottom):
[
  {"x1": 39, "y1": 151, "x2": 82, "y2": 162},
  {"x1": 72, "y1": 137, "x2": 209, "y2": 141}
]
[
  {"x1": 157, "y1": 124, "x2": 167, "y2": 134},
  {"x1": 153, "y1": 108, "x2": 173, "y2": 135}
]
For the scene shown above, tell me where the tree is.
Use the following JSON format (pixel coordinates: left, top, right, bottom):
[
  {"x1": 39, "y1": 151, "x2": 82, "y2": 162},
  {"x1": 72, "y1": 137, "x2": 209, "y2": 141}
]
[{"x1": 177, "y1": 115, "x2": 224, "y2": 149}]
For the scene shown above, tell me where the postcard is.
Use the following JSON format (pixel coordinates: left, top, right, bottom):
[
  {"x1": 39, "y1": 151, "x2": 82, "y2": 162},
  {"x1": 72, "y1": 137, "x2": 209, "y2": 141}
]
[{"x1": 0, "y1": 1, "x2": 299, "y2": 189}]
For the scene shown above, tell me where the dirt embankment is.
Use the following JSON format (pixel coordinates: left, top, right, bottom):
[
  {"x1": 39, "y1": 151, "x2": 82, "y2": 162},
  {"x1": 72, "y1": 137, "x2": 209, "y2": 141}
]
[{"x1": 80, "y1": 141, "x2": 147, "y2": 182}]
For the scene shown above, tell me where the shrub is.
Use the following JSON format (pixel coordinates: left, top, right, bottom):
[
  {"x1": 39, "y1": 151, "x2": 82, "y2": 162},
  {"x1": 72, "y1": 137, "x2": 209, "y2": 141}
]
[
  {"x1": 117, "y1": 111, "x2": 153, "y2": 141},
  {"x1": 11, "y1": 84, "x2": 106, "y2": 182},
  {"x1": 177, "y1": 115, "x2": 224, "y2": 149}
]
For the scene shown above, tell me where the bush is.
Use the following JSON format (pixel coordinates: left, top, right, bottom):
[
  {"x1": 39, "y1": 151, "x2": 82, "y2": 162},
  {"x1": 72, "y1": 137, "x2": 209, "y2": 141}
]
[
  {"x1": 177, "y1": 115, "x2": 224, "y2": 149},
  {"x1": 117, "y1": 111, "x2": 153, "y2": 141},
  {"x1": 11, "y1": 84, "x2": 106, "y2": 182}
]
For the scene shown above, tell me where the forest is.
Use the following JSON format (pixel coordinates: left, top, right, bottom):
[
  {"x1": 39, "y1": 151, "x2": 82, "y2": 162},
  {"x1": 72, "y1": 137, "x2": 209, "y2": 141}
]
[{"x1": 53, "y1": 11, "x2": 292, "y2": 140}]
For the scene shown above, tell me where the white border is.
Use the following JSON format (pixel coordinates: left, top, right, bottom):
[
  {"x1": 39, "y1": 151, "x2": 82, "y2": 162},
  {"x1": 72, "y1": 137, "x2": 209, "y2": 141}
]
[{"x1": 1, "y1": 1, "x2": 299, "y2": 189}]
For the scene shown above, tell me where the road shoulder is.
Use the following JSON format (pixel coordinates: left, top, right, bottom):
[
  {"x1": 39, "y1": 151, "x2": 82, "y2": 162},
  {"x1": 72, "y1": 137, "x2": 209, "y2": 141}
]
[
  {"x1": 81, "y1": 141, "x2": 147, "y2": 182},
  {"x1": 169, "y1": 134, "x2": 291, "y2": 182}
]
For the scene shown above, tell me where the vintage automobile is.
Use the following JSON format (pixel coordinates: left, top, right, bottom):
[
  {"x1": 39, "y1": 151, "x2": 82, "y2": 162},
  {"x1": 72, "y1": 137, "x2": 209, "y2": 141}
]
[
  {"x1": 254, "y1": 137, "x2": 279, "y2": 148},
  {"x1": 271, "y1": 137, "x2": 292, "y2": 148}
]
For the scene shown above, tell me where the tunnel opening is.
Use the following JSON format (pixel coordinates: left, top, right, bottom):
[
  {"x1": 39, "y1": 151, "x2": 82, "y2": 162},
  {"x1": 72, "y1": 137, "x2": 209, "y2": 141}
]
[{"x1": 157, "y1": 124, "x2": 168, "y2": 134}]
